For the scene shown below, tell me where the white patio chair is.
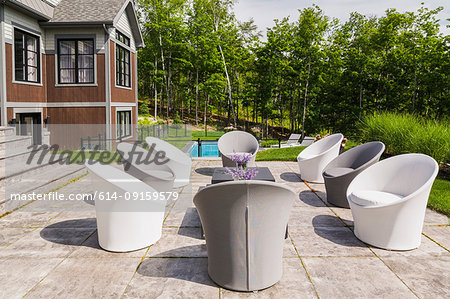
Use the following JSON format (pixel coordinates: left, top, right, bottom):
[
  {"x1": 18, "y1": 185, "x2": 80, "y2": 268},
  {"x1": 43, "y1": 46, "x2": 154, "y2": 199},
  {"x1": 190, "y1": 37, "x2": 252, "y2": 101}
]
[
  {"x1": 297, "y1": 133, "x2": 343, "y2": 183},
  {"x1": 145, "y1": 137, "x2": 192, "y2": 187},
  {"x1": 116, "y1": 142, "x2": 175, "y2": 192},
  {"x1": 218, "y1": 131, "x2": 259, "y2": 167},
  {"x1": 346, "y1": 154, "x2": 439, "y2": 250},
  {"x1": 85, "y1": 162, "x2": 168, "y2": 252}
]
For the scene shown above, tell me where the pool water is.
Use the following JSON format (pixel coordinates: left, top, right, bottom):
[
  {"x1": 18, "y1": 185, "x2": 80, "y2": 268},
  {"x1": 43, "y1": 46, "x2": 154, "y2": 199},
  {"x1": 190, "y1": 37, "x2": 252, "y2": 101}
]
[{"x1": 190, "y1": 141, "x2": 220, "y2": 157}]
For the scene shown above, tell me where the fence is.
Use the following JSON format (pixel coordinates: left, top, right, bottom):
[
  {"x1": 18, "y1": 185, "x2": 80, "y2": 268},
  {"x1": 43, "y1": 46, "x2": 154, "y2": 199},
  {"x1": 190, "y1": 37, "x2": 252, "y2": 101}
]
[{"x1": 80, "y1": 123, "x2": 191, "y2": 150}]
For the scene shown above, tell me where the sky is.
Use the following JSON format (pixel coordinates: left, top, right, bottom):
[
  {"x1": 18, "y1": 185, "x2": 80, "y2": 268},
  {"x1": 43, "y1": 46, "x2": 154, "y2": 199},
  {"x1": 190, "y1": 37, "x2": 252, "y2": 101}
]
[{"x1": 234, "y1": 0, "x2": 449, "y2": 38}]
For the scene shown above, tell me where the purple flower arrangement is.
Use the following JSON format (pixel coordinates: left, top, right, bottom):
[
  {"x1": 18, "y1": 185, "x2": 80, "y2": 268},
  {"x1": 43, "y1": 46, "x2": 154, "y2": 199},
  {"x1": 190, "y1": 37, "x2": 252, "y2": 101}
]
[{"x1": 225, "y1": 151, "x2": 258, "y2": 181}]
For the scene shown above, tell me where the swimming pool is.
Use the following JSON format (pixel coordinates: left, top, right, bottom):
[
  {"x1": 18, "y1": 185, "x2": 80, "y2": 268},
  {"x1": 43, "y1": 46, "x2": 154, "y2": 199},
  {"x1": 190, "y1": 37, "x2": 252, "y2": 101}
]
[{"x1": 190, "y1": 141, "x2": 220, "y2": 157}]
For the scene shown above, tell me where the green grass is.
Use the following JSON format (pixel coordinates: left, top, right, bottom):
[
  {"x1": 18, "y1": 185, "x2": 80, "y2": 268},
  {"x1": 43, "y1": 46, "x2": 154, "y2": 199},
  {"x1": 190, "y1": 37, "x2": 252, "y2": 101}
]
[
  {"x1": 428, "y1": 179, "x2": 450, "y2": 217},
  {"x1": 360, "y1": 112, "x2": 450, "y2": 164},
  {"x1": 192, "y1": 130, "x2": 225, "y2": 140},
  {"x1": 256, "y1": 146, "x2": 306, "y2": 161}
]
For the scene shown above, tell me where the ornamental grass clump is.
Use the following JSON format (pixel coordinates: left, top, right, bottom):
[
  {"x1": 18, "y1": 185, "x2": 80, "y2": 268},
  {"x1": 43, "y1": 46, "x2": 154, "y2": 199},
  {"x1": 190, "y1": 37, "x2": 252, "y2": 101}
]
[{"x1": 360, "y1": 112, "x2": 449, "y2": 164}]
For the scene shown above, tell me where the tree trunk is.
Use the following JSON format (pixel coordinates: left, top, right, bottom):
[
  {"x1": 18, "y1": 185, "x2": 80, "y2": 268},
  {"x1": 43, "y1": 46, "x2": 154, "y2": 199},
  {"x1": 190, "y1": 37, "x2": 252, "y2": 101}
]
[
  {"x1": 301, "y1": 57, "x2": 311, "y2": 140},
  {"x1": 154, "y1": 56, "x2": 158, "y2": 120},
  {"x1": 195, "y1": 67, "x2": 199, "y2": 125},
  {"x1": 218, "y1": 44, "x2": 236, "y2": 127}
]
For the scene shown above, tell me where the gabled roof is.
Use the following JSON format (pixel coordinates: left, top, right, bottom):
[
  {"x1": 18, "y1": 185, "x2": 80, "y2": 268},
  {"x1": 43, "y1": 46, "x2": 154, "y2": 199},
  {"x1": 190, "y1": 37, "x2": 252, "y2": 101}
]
[
  {"x1": 48, "y1": 0, "x2": 125, "y2": 24},
  {"x1": 5, "y1": 0, "x2": 54, "y2": 20},
  {"x1": 39, "y1": 0, "x2": 144, "y2": 48}
]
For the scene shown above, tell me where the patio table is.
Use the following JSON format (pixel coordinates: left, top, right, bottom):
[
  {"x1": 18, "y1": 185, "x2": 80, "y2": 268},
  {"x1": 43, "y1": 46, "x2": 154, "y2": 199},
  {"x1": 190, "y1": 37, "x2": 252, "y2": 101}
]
[{"x1": 211, "y1": 167, "x2": 275, "y2": 184}]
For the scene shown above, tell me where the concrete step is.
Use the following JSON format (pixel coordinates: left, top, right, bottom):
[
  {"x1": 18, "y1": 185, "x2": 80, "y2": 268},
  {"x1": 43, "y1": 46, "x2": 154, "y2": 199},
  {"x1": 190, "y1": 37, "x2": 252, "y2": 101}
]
[
  {"x1": 0, "y1": 127, "x2": 15, "y2": 137},
  {"x1": 0, "y1": 149, "x2": 65, "y2": 180},
  {"x1": 0, "y1": 135, "x2": 33, "y2": 154},
  {"x1": 0, "y1": 163, "x2": 86, "y2": 215}
]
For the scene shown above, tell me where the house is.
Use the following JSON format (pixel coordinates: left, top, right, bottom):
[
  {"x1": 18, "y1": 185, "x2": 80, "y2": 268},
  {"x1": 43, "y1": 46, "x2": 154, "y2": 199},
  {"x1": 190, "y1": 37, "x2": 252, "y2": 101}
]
[{"x1": 0, "y1": 0, "x2": 144, "y2": 146}]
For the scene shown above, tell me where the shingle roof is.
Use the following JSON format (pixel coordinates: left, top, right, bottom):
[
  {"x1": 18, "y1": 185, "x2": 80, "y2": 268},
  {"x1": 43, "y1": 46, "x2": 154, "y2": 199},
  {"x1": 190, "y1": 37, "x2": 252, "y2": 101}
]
[{"x1": 49, "y1": 0, "x2": 127, "y2": 23}]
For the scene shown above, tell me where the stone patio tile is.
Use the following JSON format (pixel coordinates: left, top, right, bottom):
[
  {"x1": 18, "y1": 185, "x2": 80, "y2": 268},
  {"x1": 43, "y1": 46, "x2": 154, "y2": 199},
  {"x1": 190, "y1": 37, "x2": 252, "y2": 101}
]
[
  {"x1": 289, "y1": 226, "x2": 373, "y2": 257},
  {"x1": 0, "y1": 226, "x2": 95, "y2": 258},
  {"x1": 0, "y1": 211, "x2": 61, "y2": 228},
  {"x1": 221, "y1": 258, "x2": 317, "y2": 298},
  {"x1": 164, "y1": 206, "x2": 202, "y2": 227},
  {"x1": 0, "y1": 227, "x2": 36, "y2": 249},
  {"x1": 123, "y1": 258, "x2": 219, "y2": 298},
  {"x1": 288, "y1": 207, "x2": 346, "y2": 228},
  {"x1": 423, "y1": 209, "x2": 449, "y2": 226},
  {"x1": 371, "y1": 234, "x2": 449, "y2": 257},
  {"x1": 49, "y1": 210, "x2": 97, "y2": 222},
  {"x1": 69, "y1": 231, "x2": 149, "y2": 258},
  {"x1": 305, "y1": 183, "x2": 326, "y2": 193},
  {"x1": 381, "y1": 255, "x2": 450, "y2": 298},
  {"x1": 26, "y1": 257, "x2": 140, "y2": 298},
  {"x1": 296, "y1": 191, "x2": 326, "y2": 208},
  {"x1": 422, "y1": 226, "x2": 450, "y2": 251},
  {"x1": 0, "y1": 257, "x2": 64, "y2": 298},
  {"x1": 328, "y1": 206, "x2": 354, "y2": 226},
  {"x1": 147, "y1": 227, "x2": 207, "y2": 258},
  {"x1": 303, "y1": 256, "x2": 416, "y2": 298}
]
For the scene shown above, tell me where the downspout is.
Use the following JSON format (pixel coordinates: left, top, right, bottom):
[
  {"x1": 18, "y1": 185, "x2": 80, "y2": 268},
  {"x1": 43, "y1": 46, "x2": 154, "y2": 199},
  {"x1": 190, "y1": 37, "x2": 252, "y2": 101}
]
[
  {"x1": 0, "y1": 5, "x2": 7, "y2": 126},
  {"x1": 103, "y1": 24, "x2": 111, "y2": 147}
]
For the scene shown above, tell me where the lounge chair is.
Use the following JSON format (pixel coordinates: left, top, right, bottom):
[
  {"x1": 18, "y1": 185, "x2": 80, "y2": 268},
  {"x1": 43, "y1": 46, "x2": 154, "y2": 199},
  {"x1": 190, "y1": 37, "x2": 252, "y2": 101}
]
[
  {"x1": 322, "y1": 141, "x2": 385, "y2": 208},
  {"x1": 145, "y1": 137, "x2": 192, "y2": 187},
  {"x1": 218, "y1": 131, "x2": 259, "y2": 167},
  {"x1": 270, "y1": 134, "x2": 301, "y2": 148},
  {"x1": 194, "y1": 180, "x2": 296, "y2": 291},
  {"x1": 297, "y1": 133, "x2": 343, "y2": 183},
  {"x1": 116, "y1": 142, "x2": 175, "y2": 192},
  {"x1": 85, "y1": 162, "x2": 167, "y2": 252},
  {"x1": 346, "y1": 154, "x2": 438, "y2": 250}
]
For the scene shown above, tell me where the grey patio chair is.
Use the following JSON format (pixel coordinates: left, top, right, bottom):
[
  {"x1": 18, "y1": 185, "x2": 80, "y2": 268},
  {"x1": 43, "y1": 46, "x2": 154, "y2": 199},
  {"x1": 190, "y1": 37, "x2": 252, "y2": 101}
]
[
  {"x1": 116, "y1": 142, "x2": 175, "y2": 192},
  {"x1": 218, "y1": 131, "x2": 259, "y2": 167},
  {"x1": 193, "y1": 180, "x2": 296, "y2": 291},
  {"x1": 322, "y1": 141, "x2": 385, "y2": 208}
]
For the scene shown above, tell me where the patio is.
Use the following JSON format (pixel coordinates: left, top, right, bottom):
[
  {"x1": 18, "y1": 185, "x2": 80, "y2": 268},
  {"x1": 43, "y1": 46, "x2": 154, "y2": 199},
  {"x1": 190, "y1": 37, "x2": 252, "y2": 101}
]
[{"x1": 0, "y1": 160, "x2": 449, "y2": 298}]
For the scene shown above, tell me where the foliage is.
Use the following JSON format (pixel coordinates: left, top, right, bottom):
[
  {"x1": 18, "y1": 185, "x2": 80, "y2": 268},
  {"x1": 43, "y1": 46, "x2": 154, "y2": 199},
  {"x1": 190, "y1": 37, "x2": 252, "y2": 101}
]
[
  {"x1": 428, "y1": 179, "x2": 450, "y2": 216},
  {"x1": 136, "y1": 1, "x2": 449, "y2": 137},
  {"x1": 256, "y1": 146, "x2": 306, "y2": 161},
  {"x1": 173, "y1": 111, "x2": 182, "y2": 124},
  {"x1": 139, "y1": 98, "x2": 151, "y2": 116},
  {"x1": 359, "y1": 112, "x2": 450, "y2": 164},
  {"x1": 260, "y1": 139, "x2": 279, "y2": 147}
]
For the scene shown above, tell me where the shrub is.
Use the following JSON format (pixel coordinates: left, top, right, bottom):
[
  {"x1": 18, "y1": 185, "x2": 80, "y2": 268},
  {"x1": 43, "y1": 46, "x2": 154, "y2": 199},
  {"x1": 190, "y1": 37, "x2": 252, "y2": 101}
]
[
  {"x1": 261, "y1": 140, "x2": 279, "y2": 147},
  {"x1": 359, "y1": 112, "x2": 450, "y2": 164}
]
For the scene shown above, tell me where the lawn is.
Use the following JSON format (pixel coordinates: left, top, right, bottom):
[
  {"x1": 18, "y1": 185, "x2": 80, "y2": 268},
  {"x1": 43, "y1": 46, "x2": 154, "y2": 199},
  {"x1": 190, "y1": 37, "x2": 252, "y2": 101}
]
[
  {"x1": 256, "y1": 146, "x2": 306, "y2": 161},
  {"x1": 192, "y1": 130, "x2": 225, "y2": 140},
  {"x1": 428, "y1": 179, "x2": 450, "y2": 217}
]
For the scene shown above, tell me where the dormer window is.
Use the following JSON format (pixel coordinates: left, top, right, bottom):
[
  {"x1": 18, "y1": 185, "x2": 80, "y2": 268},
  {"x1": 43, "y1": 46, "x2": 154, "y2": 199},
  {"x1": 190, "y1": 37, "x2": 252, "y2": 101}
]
[
  {"x1": 57, "y1": 39, "x2": 94, "y2": 84},
  {"x1": 14, "y1": 29, "x2": 40, "y2": 83}
]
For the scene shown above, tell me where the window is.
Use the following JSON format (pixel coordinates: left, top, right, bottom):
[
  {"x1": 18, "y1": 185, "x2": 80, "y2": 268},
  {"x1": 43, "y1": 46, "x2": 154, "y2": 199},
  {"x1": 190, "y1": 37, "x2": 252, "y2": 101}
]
[
  {"x1": 14, "y1": 29, "x2": 40, "y2": 83},
  {"x1": 117, "y1": 110, "x2": 132, "y2": 138},
  {"x1": 116, "y1": 31, "x2": 130, "y2": 46},
  {"x1": 115, "y1": 31, "x2": 131, "y2": 88},
  {"x1": 58, "y1": 39, "x2": 94, "y2": 84}
]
